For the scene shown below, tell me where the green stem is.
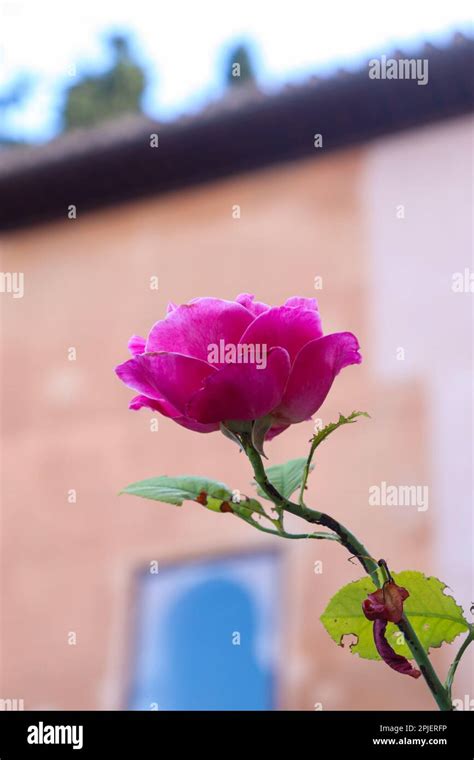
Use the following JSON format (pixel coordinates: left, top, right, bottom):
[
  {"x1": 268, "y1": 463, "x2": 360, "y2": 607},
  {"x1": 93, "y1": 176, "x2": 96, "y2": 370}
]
[
  {"x1": 243, "y1": 435, "x2": 380, "y2": 585},
  {"x1": 299, "y1": 412, "x2": 369, "y2": 505},
  {"x1": 445, "y1": 625, "x2": 474, "y2": 699},
  {"x1": 243, "y1": 435, "x2": 453, "y2": 712},
  {"x1": 397, "y1": 615, "x2": 452, "y2": 711},
  {"x1": 237, "y1": 517, "x2": 340, "y2": 541},
  {"x1": 299, "y1": 450, "x2": 314, "y2": 506}
]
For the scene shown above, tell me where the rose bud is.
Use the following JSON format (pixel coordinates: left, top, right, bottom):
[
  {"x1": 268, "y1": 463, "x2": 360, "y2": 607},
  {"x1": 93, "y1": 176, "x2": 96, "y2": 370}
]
[{"x1": 362, "y1": 581, "x2": 409, "y2": 624}]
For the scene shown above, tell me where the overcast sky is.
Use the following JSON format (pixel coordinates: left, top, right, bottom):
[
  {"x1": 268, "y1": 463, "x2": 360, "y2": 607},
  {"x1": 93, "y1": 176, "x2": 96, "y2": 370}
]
[{"x1": 0, "y1": 0, "x2": 472, "y2": 141}]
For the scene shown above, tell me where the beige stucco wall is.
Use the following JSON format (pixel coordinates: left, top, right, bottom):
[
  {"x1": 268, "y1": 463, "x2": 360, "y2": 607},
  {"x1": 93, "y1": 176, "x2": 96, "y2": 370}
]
[{"x1": 1, "y1": 115, "x2": 471, "y2": 710}]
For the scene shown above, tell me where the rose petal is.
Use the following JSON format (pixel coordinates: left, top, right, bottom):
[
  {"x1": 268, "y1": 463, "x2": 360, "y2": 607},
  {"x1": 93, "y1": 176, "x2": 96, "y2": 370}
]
[
  {"x1": 284, "y1": 296, "x2": 319, "y2": 312},
  {"x1": 363, "y1": 583, "x2": 409, "y2": 624},
  {"x1": 128, "y1": 335, "x2": 146, "y2": 356},
  {"x1": 146, "y1": 298, "x2": 254, "y2": 361},
  {"x1": 129, "y1": 394, "x2": 180, "y2": 416},
  {"x1": 273, "y1": 332, "x2": 362, "y2": 424},
  {"x1": 129, "y1": 394, "x2": 218, "y2": 433},
  {"x1": 265, "y1": 423, "x2": 290, "y2": 440},
  {"x1": 374, "y1": 620, "x2": 421, "y2": 679},
  {"x1": 186, "y1": 347, "x2": 291, "y2": 424},
  {"x1": 235, "y1": 293, "x2": 270, "y2": 317},
  {"x1": 115, "y1": 352, "x2": 217, "y2": 413},
  {"x1": 173, "y1": 417, "x2": 220, "y2": 434},
  {"x1": 239, "y1": 305, "x2": 323, "y2": 365},
  {"x1": 380, "y1": 583, "x2": 409, "y2": 624},
  {"x1": 363, "y1": 591, "x2": 388, "y2": 621}
]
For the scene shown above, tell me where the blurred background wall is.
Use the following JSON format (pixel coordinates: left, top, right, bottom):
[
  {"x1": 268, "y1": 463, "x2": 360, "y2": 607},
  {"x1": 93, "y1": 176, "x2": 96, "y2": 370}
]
[{"x1": 1, "y1": 116, "x2": 472, "y2": 710}]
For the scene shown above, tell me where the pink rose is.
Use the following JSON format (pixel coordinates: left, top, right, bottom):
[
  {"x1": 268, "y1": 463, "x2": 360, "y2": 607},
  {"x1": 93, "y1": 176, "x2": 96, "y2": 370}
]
[{"x1": 115, "y1": 294, "x2": 361, "y2": 439}]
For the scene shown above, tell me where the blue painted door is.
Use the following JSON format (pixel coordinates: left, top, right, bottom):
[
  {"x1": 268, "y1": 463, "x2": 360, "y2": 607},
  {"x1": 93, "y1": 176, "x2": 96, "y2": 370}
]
[{"x1": 128, "y1": 552, "x2": 280, "y2": 710}]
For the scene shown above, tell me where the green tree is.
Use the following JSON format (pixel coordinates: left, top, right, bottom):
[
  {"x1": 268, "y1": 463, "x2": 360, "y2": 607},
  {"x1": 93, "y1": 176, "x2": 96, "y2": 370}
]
[
  {"x1": 62, "y1": 35, "x2": 146, "y2": 131},
  {"x1": 224, "y1": 43, "x2": 256, "y2": 88}
]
